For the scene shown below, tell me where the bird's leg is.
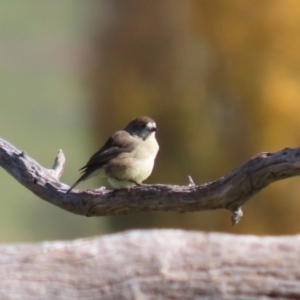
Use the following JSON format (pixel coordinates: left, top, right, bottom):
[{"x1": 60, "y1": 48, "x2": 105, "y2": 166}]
[{"x1": 130, "y1": 180, "x2": 144, "y2": 187}]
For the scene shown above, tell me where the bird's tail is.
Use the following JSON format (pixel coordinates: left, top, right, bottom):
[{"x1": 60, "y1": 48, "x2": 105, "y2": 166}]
[
  {"x1": 65, "y1": 169, "x2": 94, "y2": 194},
  {"x1": 65, "y1": 178, "x2": 82, "y2": 194}
]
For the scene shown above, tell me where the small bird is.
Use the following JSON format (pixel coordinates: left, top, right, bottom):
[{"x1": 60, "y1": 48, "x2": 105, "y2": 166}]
[{"x1": 66, "y1": 116, "x2": 159, "y2": 193}]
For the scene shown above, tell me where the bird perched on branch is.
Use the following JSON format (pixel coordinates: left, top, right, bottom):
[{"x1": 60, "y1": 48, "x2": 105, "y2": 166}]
[{"x1": 66, "y1": 116, "x2": 159, "y2": 193}]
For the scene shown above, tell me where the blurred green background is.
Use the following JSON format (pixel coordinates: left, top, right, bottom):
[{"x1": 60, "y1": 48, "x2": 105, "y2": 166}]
[{"x1": 1, "y1": 0, "x2": 300, "y2": 242}]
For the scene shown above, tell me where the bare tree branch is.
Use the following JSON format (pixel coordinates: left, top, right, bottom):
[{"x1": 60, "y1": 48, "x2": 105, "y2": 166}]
[
  {"x1": 1, "y1": 137, "x2": 300, "y2": 224},
  {"x1": 0, "y1": 230, "x2": 299, "y2": 300}
]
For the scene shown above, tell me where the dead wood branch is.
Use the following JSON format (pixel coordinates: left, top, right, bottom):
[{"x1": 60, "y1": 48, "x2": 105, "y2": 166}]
[
  {"x1": 0, "y1": 230, "x2": 299, "y2": 300},
  {"x1": 1, "y1": 137, "x2": 300, "y2": 224}
]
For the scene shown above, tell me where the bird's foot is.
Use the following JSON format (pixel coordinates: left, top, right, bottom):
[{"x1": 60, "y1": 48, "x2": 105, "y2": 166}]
[{"x1": 92, "y1": 186, "x2": 106, "y2": 193}]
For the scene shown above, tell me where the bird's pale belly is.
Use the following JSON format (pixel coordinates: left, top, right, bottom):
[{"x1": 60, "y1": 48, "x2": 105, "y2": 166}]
[
  {"x1": 107, "y1": 156, "x2": 155, "y2": 181},
  {"x1": 93, "y1": 154, "x2": 155, "y2": 189}
]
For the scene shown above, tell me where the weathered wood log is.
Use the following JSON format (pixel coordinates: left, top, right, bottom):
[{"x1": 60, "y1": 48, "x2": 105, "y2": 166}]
[{"x1": 0, "y1": 230, "x2": 299, "y2": 300}]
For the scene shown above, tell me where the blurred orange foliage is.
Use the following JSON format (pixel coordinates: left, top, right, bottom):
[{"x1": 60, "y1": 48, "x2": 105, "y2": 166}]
[{"x1": 87, "y1": 0, "x2": 300, "y2": 234}]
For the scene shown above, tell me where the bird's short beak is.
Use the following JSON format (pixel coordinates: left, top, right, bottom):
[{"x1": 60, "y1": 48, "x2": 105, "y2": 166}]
[{"x1": 149, "y1": 126, "x2": 157, "y2": 132}]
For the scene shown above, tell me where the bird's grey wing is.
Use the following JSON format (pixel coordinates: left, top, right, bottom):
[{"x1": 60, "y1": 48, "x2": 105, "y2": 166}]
[
  {"x1": 80, "y1": 130, "x2": 136, "y2": 173},
  {"x1": 66, "y1": 131, "x2": 136, "y2": 193}
]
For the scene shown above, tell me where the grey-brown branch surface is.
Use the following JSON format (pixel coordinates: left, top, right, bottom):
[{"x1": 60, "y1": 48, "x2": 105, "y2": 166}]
[
  {"x1": 1, "y1": 230, "x2": 300, "y2": 300},
  {"x1": 1, "y1": 137, "x2": 300, "y2": 224}
]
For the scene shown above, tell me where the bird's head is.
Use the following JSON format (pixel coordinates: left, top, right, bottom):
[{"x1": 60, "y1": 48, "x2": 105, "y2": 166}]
[{"x1": 124, "y1": 116, "x2": 157, "y2": 140}]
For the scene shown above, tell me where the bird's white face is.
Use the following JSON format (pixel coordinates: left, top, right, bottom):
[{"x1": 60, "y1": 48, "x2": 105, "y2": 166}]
[
  {"x1": 146, "y1": 121, "x2": 157, "y2": 132},
  {"x1": 142, "y1": 121, "x2": 157, "y2": 140}
]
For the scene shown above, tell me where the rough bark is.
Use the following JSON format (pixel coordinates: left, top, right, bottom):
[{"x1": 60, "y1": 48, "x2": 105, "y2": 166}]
[
  {"x1": 0, "y1": 230, "x2": 299, "y2": 300},
  {"x1": 1, "y1": 137, "x2": 300, "y2": 224}
]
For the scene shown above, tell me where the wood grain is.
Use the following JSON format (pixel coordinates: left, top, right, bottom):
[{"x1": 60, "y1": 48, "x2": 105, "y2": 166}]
[{"x1": 0, "y1": 230, "x2": 299, "y2": 299}]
